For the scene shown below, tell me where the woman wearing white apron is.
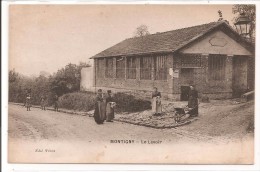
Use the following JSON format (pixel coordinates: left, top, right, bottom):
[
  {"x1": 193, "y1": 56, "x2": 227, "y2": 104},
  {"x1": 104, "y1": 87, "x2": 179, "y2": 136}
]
[{"x1": 152, "y1": 87, "x2": 162, "y2": 115}]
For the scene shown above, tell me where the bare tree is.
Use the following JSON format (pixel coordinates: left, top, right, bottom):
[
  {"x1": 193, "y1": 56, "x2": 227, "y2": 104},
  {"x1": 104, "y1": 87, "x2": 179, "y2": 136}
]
[{"x1": 133, "y1": 24, "x2": 150, "y2": 37}]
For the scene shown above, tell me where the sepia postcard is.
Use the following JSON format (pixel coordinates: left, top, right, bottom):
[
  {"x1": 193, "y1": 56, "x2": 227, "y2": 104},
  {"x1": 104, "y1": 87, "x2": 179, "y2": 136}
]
[{"x1": 5, "y1": 2, "x2": 257, "y2": 166}]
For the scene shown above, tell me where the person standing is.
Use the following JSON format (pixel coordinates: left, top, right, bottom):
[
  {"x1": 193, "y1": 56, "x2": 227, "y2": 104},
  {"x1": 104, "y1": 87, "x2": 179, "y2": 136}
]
[
  {"x1": 152, "y1": 87, "x2": 162, "y2": 115},
  {"x1": 25, "y1": 94, "x2": 31, "y2": 111},
  {"x1": 40, "y1": 95, "x2": 46, "y2": 110},
  {"x1": 188, "y1": 85, "x2": 199, "y2": 117},
  {"x1": 94, "y1": 89, "x2": 106, "y2": 124},
  {"x1": 54, "y1": 95, "x2": 59, "y2": 112},
  {"x1": 105, "y1": 90, "x2": 116, "y2": 122}
]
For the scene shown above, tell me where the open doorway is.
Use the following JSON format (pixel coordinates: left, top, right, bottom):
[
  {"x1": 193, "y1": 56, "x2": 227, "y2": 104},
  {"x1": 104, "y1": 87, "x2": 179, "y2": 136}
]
[
  {"x1": 180, "y1": 68, "x2": 194, "y2": 101},
  {"x1": 232, "y1": 56, "x2": 248, "y2": 97}
]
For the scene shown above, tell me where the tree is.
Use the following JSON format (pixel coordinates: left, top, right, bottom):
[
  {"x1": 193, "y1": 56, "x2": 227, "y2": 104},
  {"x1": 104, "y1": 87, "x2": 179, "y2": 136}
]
[
  {"x1": 9, "y1": 69, "x2": 19, "y2": 83},
  {"x1": 133, "y1": 24, "x2": 150, "y2": 37},
  {"x1": 50, "y1": 63, "x2": 82, "y2": 96},
  {"x1": 232, "y1": 4, "x2": 256, "y2": 39}
]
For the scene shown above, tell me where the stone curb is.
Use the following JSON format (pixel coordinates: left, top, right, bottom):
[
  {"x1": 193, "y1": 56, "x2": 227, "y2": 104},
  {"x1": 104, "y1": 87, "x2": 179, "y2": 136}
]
[
  {"x1": 10, "y1": 102, "x2": 194, "y2": 129},
  {"x1": 114, "y1": 118, "x2": 192, "y2": 129}
]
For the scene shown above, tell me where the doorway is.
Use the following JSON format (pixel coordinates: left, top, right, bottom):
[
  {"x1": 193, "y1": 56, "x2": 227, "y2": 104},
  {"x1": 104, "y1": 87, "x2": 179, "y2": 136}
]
[
  {"x1": 180, "y1": 86, "x2": 190, "y2": 101},
  {"x1": 232, "y1": 56, "x2": 248, "y2": 97},
  {"x1": 180, "y1": 68, "x2": 194, "y2": 101}
]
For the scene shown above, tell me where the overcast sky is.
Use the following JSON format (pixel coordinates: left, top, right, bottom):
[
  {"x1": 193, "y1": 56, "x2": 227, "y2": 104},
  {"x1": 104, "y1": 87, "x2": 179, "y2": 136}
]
[{"x1": 9, "y1": 5, "x2": 236, "y2": 76}]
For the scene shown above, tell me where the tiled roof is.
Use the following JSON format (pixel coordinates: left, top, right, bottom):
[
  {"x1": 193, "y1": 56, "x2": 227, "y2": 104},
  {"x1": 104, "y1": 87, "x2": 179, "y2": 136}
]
[{"x1": 91, "y1": 21, "x2": 231, "y2": 58}]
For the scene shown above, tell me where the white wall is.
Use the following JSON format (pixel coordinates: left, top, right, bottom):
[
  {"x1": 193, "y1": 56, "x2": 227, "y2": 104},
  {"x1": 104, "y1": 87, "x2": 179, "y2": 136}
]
[{"x1": 80, "y1": 67, "x2": 94, "y2": 91}]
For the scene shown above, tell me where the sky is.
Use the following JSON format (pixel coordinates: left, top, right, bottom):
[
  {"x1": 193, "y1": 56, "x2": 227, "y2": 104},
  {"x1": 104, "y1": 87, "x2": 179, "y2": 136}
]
[{"x1": 9, "y1": 4, "x2": 236, "y2": 76}]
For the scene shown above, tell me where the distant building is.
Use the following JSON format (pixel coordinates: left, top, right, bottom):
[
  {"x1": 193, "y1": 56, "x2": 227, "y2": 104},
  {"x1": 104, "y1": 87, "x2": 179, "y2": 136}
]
[{"x1": 90, "y1": 21, "x2": 254, "y2": 100}]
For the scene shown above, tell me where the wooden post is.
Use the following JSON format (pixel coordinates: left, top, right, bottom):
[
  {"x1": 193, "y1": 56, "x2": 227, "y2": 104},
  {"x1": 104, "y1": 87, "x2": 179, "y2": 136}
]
[
  {"x1": 226, "y1": 55, "x2": 233, "y2": 91},
  {"x1": 113, "y1": 57, "x2": 116, "y2": 79},
  {"x1": 201, "y1": 54, "x2": 209, "y2": 84},
  {"x1": 167, "y1": 54, "x2": 174, "y2": 94},
  {"x1": 93, "y1": 59, "x2": 96, "y2": 92},
  {"x1": 152, "y1": 56, "x2": 155, "y2": 81},
  {"x1": 136, "y1": 57, "x2": 141, "y2": 80},
  {"x1": 124, "y1": 56, "x2": 127, "y2": 80}
]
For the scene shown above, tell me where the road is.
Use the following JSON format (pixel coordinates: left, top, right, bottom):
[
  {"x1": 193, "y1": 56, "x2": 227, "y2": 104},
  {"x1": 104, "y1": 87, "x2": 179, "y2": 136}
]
[
  {"x1": 8, "y1": 104, "x2": 254, "y2": 164},
  {"x1": 8, "y1": 104, "x2": 189, "y2": 143}
]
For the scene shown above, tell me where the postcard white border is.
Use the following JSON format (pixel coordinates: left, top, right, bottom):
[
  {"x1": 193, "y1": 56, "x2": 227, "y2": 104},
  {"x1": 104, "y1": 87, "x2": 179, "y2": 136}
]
[{"x1": 2, "y1": 0, "x2": 260, "y2": 171}]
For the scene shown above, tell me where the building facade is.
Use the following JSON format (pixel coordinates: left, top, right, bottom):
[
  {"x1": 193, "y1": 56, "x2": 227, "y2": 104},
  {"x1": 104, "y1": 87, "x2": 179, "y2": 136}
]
[{"x1": 90, "y1": 21, "x2": 254, "y2": 100}]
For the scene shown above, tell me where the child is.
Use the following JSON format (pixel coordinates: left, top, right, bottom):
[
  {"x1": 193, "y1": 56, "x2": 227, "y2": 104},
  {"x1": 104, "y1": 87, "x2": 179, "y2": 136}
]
[{"x1": 25, "y1": 94, "x2": 31, "y2": 111}]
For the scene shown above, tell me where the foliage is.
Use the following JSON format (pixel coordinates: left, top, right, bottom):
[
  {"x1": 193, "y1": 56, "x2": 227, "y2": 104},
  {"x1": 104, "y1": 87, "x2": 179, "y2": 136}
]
[
  {"x1": 133, "y1": 24, "x2": 150, "y2": 37},
  {"x1": 50, "y1": 63, "x2": 81, "y2": 96},
  {"x1": 113, "y1": 92, "x2": 151, "y2": 113},
  {"x1": 9, "y1": 63, "x2": 150, "y2": 113},
  {"x1": 9, "y1": 62, "x2": 90, "y2": 105},
  {"x1": 232, "y1": 4, "x2": 256, "y2": 39},
  {"x1": 58, "y1": 92, "x2": 151, "y2": 113},
  {"x1": 9, "y1": 69, "x2": 19, "y2": 83},
  {"x1": 58, "y1": 92, "x2": 96, "y2": 111}
]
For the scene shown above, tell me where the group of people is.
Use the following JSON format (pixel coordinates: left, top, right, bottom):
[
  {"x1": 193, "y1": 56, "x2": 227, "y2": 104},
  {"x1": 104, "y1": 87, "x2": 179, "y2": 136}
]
[
  {"x1": 24, "y1": 94, "x2": 59, "y2": 112},
  {"x1": 94, "y1": 89, "x2": 116, "y2": 124},
  {"x1": 151, "y1": 85, "x2": 199, "y2": 117},
  {"x1": 94, "y1": 85, "x2": 199, "y2": 125},
  {"x1": 24, "y1": 85, "x2": 198, "y2": 123}
]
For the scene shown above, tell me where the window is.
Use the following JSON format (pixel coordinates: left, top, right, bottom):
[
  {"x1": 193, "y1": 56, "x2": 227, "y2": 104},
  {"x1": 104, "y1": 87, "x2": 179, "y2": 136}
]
[
  {"x1": 126, "y1": 57, "x2": 136, "y2": 79},
  {"x1": 116, "y1": 57, "x2": 125, "y2": 78},
  {"x1": 154, "y1": 55, "x2": 167, "y2": 80},
  {"x1": 140, "y1": 56, "x2": 152, "y2": 80},
  {"x1": 208, "y1": 55, "x2": 226, "y2": 81},
  {"x1": 96, "y1": 59, "x2": 103, "y2": 78},
  {"x1": 181, "y1": 55, "x2": 201, "y2": 67},
  {"x1": 105, "y1": 58, "x2": 113, "y2": 78}
]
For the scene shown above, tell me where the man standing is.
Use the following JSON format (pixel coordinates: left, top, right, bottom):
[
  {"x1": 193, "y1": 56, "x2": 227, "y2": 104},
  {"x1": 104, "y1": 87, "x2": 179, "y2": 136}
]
[
  {"x1": 188, "y1": 85, "x2": 199, "y2": 117},
  {"x1": 54, "y1": 95, "x2": 59, "y2": 112}
]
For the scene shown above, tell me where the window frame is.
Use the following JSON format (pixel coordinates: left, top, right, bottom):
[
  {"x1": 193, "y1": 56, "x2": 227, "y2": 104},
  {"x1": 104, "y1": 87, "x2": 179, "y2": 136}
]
[
  {"x1": 126, "y1": 57, "x2": 137, "y2": 79},
  {"x1": 140, "y1": 56, "x2": 153, "y2": 80},
  {"x1": 105, "y1": 58, "x2": 114, "y2": 78},
  {"x1": 208, "y1": 55, "x2": 226, "y2": 81},
  {"x1": 154, "y1": 55, "x2": 168, "y2": 80},
  {"x1": 116, "y1": 57, "x2": 126, "y2": 79},
  {"x1": 96, "y1": 58, "x2": 103, "y2": 78}
]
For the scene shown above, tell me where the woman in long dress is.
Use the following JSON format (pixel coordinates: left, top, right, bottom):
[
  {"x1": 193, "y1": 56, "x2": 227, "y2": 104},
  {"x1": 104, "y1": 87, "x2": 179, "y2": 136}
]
[
  {"x1": 152, "y1": 87, "x2": 162, "y2": 115},
  {"x1": 188, "y1": 85, "x2": 199, "y2": 117},
  {"x1": 94, "y1": 89, "x2": 106, "y2": 124},
  {"x1": 106, "y1": 90, "x2": 116, "y2": 122}
]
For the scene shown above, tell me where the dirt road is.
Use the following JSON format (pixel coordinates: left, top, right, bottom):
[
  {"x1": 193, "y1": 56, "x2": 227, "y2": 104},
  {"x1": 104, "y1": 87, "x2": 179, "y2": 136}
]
[
  {"x1": 8, "y1": 103, "x2": 254, "y2": 164},
  {"x1": 8, "y1": 104, "x2": 189, "y2": 143}
]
